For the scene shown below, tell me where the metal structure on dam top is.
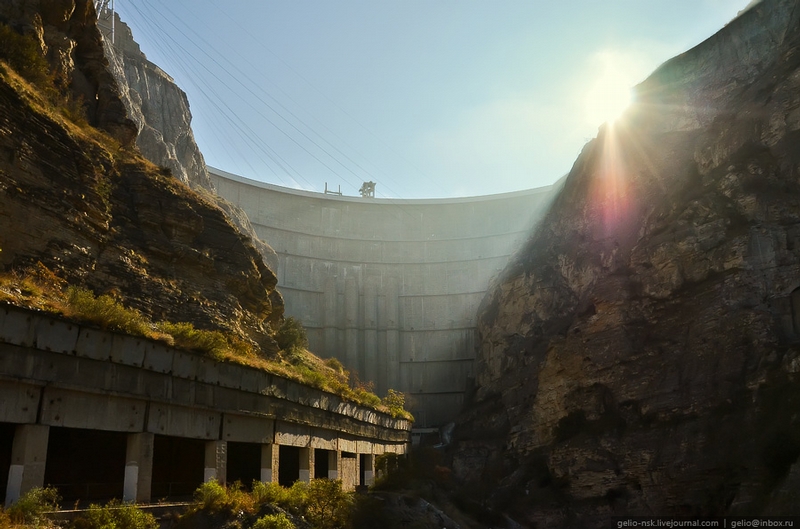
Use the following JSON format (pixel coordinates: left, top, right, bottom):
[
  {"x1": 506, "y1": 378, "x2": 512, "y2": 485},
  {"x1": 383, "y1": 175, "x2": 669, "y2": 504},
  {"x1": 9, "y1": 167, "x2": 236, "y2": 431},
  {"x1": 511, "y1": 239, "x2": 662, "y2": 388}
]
[{"x1": 210, "y1": 167, "x2": 562, "y2": 429}]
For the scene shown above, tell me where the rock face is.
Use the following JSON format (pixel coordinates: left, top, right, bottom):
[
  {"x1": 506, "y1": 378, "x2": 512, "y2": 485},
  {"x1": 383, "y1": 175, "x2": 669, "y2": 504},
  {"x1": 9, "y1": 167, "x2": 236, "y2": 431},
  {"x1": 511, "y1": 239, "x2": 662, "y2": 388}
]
[
  {"x1": 97, "y1": 8, "x2": 278, "y2": 269},
  {"x1": 0, "y1": 5, "x2": 281, "y2": 352},
  {"x1": 0, "y1": 0, "x2": 136, "y2": 146},
  {"x1": 98, "y1": 9, "x2": 212, "y2": 190},
  {"x1": 452, "y1": 0, "x2": 800, "y2": 524}
]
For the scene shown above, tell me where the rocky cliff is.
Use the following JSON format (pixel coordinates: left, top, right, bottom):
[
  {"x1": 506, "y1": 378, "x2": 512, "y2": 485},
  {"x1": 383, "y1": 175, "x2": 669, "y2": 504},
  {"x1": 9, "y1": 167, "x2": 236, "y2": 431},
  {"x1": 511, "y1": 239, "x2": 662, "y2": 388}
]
[
  {"x1": 96, "y1": 9, "x2": 278, "y2": 269},
  {"x1": 452, "y1": 0, "x2": 800, "y2": 524},
  {"x1": 0, "y1": 0, "x2": 136, "y2": 145},
  {"x1": 0, "y1": 0, "x2": 282, "y2": 352}
]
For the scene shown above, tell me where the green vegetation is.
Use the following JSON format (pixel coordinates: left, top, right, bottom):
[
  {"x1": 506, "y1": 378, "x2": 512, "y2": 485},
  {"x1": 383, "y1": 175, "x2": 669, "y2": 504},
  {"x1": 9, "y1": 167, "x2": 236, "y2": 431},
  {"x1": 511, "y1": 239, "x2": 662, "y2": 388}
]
[
  {"x1": 179, "y1": 479, "x2": 352, "y2": 529},
  {"x1": 0, "y1": 23, "x2": 53, "y2": 92},
  {"x1": 0, "y1": 23, "x2": 88, "y2": 127},
  {"x1": 276, "y1": 317, "x2": 308, "y2": 356},
  {"x1": 70, "y1": 501, "x2": 158, "y2": 529},
  {"x1": 0, "y1": 265, "x2": 412, "y2": 419},
  {"x1": 0, "y1": 487, "x2": 60, "y2": 529},
  {"x1": 251, "y1": 513, "x2": 294, "y2": 529}
]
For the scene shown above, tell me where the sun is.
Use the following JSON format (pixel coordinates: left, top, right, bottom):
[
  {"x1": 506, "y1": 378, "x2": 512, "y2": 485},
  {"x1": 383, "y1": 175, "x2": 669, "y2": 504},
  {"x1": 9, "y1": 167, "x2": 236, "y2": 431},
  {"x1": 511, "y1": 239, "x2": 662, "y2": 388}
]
[{"x1": 583, "y1": 51, "x2": 637, "y2": 126}]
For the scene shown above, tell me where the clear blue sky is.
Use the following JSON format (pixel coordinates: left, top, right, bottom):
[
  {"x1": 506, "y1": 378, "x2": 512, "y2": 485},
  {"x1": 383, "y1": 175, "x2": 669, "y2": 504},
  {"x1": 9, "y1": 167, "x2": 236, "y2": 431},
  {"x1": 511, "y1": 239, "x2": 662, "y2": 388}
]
[{"x1": 113, "y1": 1, "x2": 753, "y2": 198}]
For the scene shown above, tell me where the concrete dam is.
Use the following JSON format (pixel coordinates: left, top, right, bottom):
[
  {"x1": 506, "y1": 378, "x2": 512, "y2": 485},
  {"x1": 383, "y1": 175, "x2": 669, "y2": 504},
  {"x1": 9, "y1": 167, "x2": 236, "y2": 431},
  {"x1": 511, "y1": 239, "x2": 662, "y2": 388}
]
[{"x1": 210, "y1": 167, "x2": 561, "y2": 428}]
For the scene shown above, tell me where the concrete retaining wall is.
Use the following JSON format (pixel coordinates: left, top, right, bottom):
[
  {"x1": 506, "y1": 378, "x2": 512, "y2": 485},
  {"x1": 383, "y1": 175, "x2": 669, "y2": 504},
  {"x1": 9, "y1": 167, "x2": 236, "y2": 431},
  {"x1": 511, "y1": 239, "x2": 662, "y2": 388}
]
[{"x1": 0, "y1": 304, "x2": 410, "y2": 450}]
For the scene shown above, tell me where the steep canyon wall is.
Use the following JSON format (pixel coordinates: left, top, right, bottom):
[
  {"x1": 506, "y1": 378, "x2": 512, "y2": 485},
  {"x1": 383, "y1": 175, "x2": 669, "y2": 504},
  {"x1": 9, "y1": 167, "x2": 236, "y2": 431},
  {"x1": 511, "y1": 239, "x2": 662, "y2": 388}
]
[{"x1": 451, "y1": 0, "x2": 800, "y2": 523}]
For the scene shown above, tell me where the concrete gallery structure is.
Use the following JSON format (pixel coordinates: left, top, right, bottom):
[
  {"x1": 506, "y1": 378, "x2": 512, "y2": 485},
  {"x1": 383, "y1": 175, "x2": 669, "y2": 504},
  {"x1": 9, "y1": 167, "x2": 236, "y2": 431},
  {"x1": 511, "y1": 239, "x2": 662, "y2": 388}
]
[
  {"x1": 210, "y1": 168, "x2": 560, "y2": 427},
  {"x1": 0, "y1": 306, "x2": 409, "y2": 505}
]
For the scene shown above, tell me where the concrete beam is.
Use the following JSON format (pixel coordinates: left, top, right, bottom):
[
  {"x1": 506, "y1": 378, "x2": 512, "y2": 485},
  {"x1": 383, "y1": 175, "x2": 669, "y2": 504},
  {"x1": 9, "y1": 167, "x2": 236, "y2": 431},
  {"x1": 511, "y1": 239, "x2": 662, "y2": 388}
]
[
  {"x1": 40, "y1": 387, "x2": 146, "y2": 432},
  {"x1": 274, "y1": 421, "x2": 310, "y2": 448},
  {"x1": 147, "y1": 403, "x2": 220, "y2": 439},
  {"x1": 222, "y1": 414, "x2": 274, "y2": 444},
  {"x1": 0, "y1": 381, "x2": 40, "y2": 424},
  {"x1": 309, "y1": 427, "x2": 337, "y2": 450}
]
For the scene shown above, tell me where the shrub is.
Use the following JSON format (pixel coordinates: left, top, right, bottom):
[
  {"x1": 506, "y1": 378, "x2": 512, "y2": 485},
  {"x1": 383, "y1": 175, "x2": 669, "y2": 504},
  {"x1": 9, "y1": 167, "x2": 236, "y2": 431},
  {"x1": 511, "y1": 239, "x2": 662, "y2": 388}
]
[
  {"x1": 192, "y1": 480, "x2": 229, "y2": 513},
  {"x1": 302, "y1": 479, "x2": 352, "y2": 529},
  {"x1": 69, "y1": 501, "x2": 158, "y2": 529},
  {"x1": 382, "y1": 389, "x2": 407, "y2": 418},
  {"x1": 324, "y1": 357, "x2": 344, "y2": 373},
  {"x1": 5, "y1": 486, "x2": 60, "y2": 527},
  {"x1": 252, "y1": 513, "x2": 294, "y2": 529},
  {"x1": 251, "y1": 482, "x2": 290, "y2": 508},
  {"x1": 276, "y1": 317, "x2": 308, "y2": 355},
  {"x1": 155, "y1": 321, "x2": 229, "y2": 359},
  {"x1": 65, "y1": 286, "x2": 152, "y2": 337},
  {"x1": 0, "y1": 23, "x2": 52, "y2": 91},
  {"x1": 189, "y1": 480, "x2": 254, "y2": 516}
]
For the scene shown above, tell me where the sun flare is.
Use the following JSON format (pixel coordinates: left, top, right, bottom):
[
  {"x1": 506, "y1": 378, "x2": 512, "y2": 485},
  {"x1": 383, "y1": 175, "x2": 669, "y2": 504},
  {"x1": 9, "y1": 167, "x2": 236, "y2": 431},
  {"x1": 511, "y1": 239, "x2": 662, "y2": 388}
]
[{"x1": 584, "y1": 51, "x2": 638, "y2": 126}]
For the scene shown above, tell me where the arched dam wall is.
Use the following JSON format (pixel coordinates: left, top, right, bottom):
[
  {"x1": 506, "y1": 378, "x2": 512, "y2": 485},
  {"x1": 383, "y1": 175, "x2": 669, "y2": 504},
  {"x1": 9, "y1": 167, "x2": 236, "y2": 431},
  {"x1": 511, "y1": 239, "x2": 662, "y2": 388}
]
[{"x1": 210, "y1": 167, "x2": 560, "y2": 427}]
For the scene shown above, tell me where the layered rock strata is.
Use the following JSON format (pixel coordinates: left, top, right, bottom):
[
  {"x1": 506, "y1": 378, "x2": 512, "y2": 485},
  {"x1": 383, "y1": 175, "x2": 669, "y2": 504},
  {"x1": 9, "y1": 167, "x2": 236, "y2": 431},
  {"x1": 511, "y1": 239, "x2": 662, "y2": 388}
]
[
  {"x1": 0, "y1": 0, "x2": 136, "y2": 146},
  {"x1": 0, "y1": 1, "x2": 282, "y2": 352},
  {"x1": 452, "y1": 0, "x2": 800, "y2": 523}
]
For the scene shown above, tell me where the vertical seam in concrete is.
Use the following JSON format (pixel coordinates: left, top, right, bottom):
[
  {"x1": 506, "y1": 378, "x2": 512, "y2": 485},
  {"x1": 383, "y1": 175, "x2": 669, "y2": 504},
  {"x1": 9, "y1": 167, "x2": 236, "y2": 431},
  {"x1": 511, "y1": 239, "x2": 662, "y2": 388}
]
[
  {"x1": 142, "y1": 400, "x2": 150, "y2": 434},
  {"x1": 34, "y1": 384, "x2": 45, "y2": 424}
]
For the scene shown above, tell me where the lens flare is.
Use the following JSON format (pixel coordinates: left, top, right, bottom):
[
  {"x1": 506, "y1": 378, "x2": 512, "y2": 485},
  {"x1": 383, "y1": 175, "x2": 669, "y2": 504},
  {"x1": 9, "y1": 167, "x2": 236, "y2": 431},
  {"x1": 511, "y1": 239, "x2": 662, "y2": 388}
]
[{"x1": 584, "y1": 51, "x2": 638, "y2": 126}]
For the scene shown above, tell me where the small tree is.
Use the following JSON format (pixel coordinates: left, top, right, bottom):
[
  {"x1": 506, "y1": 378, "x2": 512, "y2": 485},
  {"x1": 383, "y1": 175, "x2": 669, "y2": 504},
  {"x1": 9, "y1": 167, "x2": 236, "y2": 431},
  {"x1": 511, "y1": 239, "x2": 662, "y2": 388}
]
[{"x1": 276, "y1": 317, "x2": 308, "y2": 357}]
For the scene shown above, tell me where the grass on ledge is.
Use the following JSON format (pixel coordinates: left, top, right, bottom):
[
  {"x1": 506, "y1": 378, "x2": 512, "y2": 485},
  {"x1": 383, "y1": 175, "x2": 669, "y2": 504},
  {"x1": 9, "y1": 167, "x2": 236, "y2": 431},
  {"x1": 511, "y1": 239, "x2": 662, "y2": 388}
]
[{"x1": 0, "y1": 265, "x2": 413, "y2": 420}]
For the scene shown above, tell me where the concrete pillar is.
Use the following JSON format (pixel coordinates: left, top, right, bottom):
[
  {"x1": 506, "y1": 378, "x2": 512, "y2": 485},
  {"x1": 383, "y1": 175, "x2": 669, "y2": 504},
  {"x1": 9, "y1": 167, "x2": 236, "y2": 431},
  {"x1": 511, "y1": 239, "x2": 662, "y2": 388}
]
[
  {"x1": 5, "y1": 425, "x2": 49, "y2": 506},
  {"x1": 345, "y1": 275, "x2": 359, "y2": 375},
  {"x1": 364, "y1": 277, "x2": 379, "y2": 388},
  {"x1": 123, "y1": 433, "x2": 154, "y2": 504},
  {"x1": 204, "y1": 441, "x2": 227, "y2": 484},
  {"x1": 328, "y1": 451, "x2": 340, "y2": 480},
  {"x1": 362, "y1": 454, "x2": 375, "y2": 486},
  {"x1": 298, "y1": 447, "x2": 313, "y2": 483},
  {"x1": 260, "y1": 444, "x2": 279, "y2": 483}
]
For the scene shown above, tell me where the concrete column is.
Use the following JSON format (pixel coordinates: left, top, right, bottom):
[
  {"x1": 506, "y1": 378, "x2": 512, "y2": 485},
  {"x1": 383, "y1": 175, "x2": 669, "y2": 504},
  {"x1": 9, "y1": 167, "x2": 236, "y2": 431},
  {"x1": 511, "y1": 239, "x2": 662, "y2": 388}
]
[
  {"x1": 5, "y1": 425, "x2": 49, "y2": 506},
  {"x1": 323, "y1": 276, "x2": 337, "y2": 359},
  {"x1": 260, "y1": 444, "x2": 279, "y2": 483},
  {"x1": 362, "y1": 454, "x2": 375, "y2": 486},
  {"x1": 328, "y1": 451, "x2": 340, "y2": 480},
  {"x1": 364, "y1": 277, "x2": 378, "y2": 388},
  {"x1": 123, "y1": 433, "x2": 154, "y2": 504},
  {"x1": 298, "y1": 447, "x2": 313, "y2": 483},
  {"x1": 345, "y1": 275, "x2": 359, "y2": 375},
  {"x1": 204, "y1": 441, "x2": 227, "y2": 484},
  {"x1": 386, "y1": 277, "x2": 400, "y2": 391}
]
